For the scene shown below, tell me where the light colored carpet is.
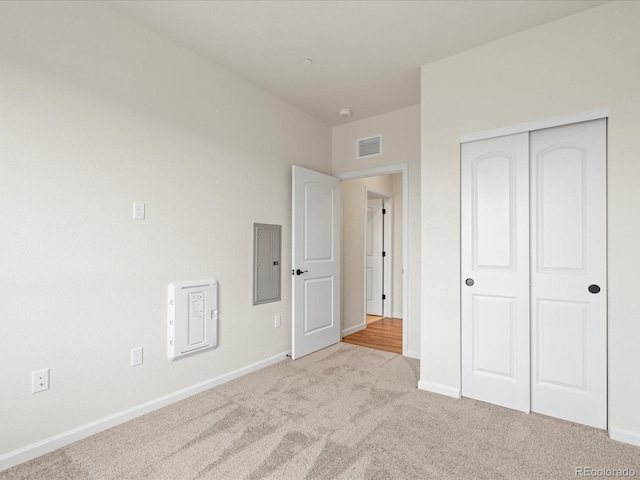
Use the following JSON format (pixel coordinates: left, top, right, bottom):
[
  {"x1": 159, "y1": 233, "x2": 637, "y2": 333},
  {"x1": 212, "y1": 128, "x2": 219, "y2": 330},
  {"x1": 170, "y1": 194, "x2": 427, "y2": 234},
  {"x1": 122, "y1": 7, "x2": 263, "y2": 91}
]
[{"x1": 2, "y1": 343, "x2": 639, "y2": 479}]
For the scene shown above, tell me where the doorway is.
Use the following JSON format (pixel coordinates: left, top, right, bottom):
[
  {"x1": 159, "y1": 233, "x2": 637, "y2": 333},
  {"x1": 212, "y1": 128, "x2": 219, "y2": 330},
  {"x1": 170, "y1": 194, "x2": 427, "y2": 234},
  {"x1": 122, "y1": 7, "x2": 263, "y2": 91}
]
[{"x1": 339, "y1": 167, "x2": 406, "y2": 355}]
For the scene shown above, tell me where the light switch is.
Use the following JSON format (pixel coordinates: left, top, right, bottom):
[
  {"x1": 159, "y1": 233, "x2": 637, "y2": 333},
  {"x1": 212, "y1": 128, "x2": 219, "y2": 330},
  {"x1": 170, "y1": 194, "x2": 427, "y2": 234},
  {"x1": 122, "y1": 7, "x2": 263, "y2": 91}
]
[{"x1": 133, "y1": 202, "x2": 145, "y2": 220}]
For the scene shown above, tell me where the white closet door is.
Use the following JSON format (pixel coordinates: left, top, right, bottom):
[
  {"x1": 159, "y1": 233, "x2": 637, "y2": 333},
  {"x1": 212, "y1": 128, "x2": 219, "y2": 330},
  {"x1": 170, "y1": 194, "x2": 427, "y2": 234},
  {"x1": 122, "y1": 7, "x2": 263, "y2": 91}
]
[
  {"x1": 530, "y1": 119, "x2": 607, "y2": 429},
  {"x1": 461, "y1": 133, "x2": 530, "y2": 412}
]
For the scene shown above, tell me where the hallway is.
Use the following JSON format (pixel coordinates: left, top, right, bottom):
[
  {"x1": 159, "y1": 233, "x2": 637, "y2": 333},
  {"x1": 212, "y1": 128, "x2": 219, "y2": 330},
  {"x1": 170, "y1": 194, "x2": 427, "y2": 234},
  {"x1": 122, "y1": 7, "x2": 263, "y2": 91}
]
[{"x1": 342, "y1": 316, "x2": 402, "y2": 354}]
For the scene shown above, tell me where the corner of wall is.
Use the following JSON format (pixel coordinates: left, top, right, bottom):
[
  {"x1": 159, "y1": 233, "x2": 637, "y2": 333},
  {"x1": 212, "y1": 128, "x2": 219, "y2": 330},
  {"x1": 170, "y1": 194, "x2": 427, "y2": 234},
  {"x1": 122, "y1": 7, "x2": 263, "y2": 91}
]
[{"x1": 417, "y1": 380, "x2": 461, "y2": 399}]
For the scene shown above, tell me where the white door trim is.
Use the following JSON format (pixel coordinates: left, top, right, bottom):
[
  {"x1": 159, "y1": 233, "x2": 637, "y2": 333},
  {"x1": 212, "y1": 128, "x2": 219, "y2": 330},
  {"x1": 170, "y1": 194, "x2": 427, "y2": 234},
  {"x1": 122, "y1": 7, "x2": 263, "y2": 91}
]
[
  {"x1": 460, "y1": 108, "x2": 609, "y2": 144},
  {"x1": 337, "y1": 163, "x2": 409, "y2": 357}
]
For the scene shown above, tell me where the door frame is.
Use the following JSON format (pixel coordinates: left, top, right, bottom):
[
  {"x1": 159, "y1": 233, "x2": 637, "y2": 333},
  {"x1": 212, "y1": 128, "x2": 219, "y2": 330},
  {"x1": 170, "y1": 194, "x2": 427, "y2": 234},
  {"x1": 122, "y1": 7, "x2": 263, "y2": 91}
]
[
  {"x1": 460, "y1": 108, "x2": 609, "y2": 143},
  {"x1": 365, "y1": 189, "x2": 393, "y2": 319},
  {"x1": 337, "y1": 163, "x2": 409, "y2": 357}
]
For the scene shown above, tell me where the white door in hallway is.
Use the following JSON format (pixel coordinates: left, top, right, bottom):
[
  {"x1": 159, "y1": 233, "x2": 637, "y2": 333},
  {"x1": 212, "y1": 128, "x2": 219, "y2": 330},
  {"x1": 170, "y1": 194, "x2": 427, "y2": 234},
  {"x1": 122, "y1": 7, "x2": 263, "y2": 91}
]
[
  {"x1": 292, "y1": 166, "x2": 341, "y2": 359},
  {"x1": 366, "y1": 197, "x2": 384, "y2": 316},
  {"x1": 530, "y1": 119, "x2": 607, "y2": 429},
  {"x1": 461, "y1": 132, "x2": 531, "y2": 412}
]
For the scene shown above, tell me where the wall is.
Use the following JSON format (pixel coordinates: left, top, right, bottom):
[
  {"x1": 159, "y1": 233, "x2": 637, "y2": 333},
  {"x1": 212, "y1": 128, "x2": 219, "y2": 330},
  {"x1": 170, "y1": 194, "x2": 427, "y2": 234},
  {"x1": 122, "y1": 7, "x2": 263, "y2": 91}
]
[
  {"x1": 341, "y1": 174, "x2": 402, "y2": 334},
  {"x1": 0, "y1": 1, "x2": 331, "y2": 459},
  {"x1": 332, "y1": 105, "x2": 421, "y2": 357},
  {"x1": 420, "y1": 0, "x2": 640, "y2": 443}
]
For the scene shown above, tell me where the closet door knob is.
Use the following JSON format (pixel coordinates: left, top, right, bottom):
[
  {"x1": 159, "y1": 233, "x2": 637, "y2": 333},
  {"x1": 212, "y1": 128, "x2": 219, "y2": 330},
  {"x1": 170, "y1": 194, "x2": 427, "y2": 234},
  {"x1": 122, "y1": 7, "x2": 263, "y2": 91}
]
[
  {"x1": 588, "y1": 284, "x2": 601, "y2": 294},
  {"x1": 465, "y1": 278, "x2": 474, "y2": 286}
]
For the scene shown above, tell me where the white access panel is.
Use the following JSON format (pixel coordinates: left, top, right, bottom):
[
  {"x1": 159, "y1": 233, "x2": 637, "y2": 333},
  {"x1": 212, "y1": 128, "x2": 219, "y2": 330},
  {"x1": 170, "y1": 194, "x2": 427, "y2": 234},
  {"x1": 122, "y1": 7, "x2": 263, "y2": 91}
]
[{"x1": 168, "y1": 279, "x2": 218, "y2": 360}]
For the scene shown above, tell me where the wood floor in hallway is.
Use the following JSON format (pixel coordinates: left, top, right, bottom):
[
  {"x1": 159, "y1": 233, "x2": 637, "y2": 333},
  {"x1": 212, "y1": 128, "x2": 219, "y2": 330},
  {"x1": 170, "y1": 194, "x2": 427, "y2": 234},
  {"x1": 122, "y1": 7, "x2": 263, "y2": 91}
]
[{"x1": 342, "y1": 316, "x2": 402, "y2": 354}]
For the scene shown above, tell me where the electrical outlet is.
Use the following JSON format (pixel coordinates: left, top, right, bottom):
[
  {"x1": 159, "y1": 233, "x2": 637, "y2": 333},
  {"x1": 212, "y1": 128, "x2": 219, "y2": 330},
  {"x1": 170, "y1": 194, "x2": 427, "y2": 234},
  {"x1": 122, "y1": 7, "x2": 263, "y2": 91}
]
[
  {"x1": 131, "y1": 347, "x2": 143, "y2": 366},
  {"x1": 32, "y1": 369, "x2": 49, "y2": 394},
  {"x1": 275, "y1": 315, "x2": 281, "y2": 328},
  {"x1": 133, "y1": 202, "x2": 145, "y2": 220}
]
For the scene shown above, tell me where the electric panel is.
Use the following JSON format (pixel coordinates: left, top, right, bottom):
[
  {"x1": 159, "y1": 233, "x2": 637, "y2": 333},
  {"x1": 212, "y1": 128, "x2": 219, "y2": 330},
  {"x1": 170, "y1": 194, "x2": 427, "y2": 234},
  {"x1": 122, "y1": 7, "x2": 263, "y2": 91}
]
[
  {"x1": 253, "y1": 223, "x2": 282, "y2": 305},
  {"x1": 168, "y1": 279, "x2": 218, "y2": 360}
]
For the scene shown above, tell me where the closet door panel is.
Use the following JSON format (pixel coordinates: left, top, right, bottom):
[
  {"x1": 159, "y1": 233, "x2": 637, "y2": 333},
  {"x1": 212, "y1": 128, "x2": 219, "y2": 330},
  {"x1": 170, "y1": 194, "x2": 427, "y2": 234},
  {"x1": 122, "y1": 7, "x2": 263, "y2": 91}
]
[
  {"x1": 537, "y1": 146, "x2": 586, "y2": 271},
  {"x1": 530, "y1": 119, "x2": 607, "y2": 429},
  {"x1": 461, "y1": 133, "x2": 530, "y2": 413}
]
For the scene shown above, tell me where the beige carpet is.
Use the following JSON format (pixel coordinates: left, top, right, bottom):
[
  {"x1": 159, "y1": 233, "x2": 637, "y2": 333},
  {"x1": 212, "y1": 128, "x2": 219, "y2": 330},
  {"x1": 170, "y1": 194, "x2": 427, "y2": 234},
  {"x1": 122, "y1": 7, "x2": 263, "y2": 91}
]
[{"x1": 2, "y1": 343, "x2": 639, "y2": 479}]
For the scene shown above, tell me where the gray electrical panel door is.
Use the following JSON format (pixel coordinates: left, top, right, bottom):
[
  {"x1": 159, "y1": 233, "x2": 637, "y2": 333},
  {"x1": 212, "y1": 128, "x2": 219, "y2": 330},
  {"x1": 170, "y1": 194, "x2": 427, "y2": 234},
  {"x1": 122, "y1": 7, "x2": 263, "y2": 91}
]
[{"x1": 253, "y1": 223, "x2": 282, "y2": 305}]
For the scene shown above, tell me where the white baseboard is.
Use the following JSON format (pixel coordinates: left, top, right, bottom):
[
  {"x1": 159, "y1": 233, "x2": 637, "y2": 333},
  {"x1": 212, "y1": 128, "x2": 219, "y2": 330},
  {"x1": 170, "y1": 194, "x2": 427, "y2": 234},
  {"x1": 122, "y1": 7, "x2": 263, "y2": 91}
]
[
  {"x1": 404, "y1": 349, "x2": 420, "y2": 359},
  {"x1": 341, "y1": 323, "x2": 366, "y2": 337},
  {"x1": 392, "y1": 312, "x2": 403, "y2": 320},
  {"x1": 610, "y1": 427, "x2": 640, "y2": 447},
  {"x1": 0, "y1": 350, "x2": 291, "y2": 473},
  {"x1": 417, "y1": 380, "x2": 461, "y2": 399}
]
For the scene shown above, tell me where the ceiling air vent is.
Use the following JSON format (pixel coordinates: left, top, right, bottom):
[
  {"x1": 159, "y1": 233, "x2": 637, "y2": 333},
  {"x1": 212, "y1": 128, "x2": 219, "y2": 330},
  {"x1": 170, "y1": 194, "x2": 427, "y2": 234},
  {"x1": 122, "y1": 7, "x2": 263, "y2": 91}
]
[{"x1": 357, "y1": 135, "x2": 382, "y2": 159}]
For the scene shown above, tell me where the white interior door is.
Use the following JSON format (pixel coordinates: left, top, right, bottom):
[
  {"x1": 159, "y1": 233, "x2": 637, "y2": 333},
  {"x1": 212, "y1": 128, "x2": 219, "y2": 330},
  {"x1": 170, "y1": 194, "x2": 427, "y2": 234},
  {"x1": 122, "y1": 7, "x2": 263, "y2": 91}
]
[
  {"x1": 461, "y1": 132, "x2": 531, "y2": 412},
  {"x1": 292, "y1": 166, "x2": 341, "y2": 360},
  {"x1": 366, "y1": 198, "x2": 384, "y2": 316},
  {"x1": 530, "y1": 119, "x2": 607, "y2": 429}
]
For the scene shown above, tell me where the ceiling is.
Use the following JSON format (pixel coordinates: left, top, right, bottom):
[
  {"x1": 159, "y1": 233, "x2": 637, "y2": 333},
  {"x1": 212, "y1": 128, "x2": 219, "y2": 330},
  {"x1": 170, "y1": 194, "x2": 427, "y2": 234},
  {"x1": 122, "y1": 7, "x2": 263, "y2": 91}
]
[{"x1": 104, "y1": 0, "x2": 608, "y2": 126}]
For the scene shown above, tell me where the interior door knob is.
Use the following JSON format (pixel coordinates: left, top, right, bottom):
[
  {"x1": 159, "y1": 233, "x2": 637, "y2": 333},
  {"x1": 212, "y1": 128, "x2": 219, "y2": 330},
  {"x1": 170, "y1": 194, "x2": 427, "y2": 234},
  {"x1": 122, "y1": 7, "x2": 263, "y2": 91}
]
[
  {"x1": 465, "y1": 278, "x2": 474, "y2": 286},
  {"x1": 295, "y1": 269, "x2": 308, "y2": 276},
  {"x1": 588, "y1": 284, "x2": 601, "y2": 294}
]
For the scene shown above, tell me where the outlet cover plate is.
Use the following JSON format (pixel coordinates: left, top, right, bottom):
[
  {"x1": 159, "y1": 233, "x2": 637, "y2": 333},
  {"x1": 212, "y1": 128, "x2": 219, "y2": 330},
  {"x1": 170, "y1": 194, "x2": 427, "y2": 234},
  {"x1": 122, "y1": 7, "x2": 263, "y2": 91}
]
[
  {"x1": 131, "y1": 347, "x2": 143, "y2": 366},
  {"x1": 133, "y1": 202, "x2": 145, "y2": 220},
  {"x1": 32, "y1": 369, "x2": 50, "y2": 393}
]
